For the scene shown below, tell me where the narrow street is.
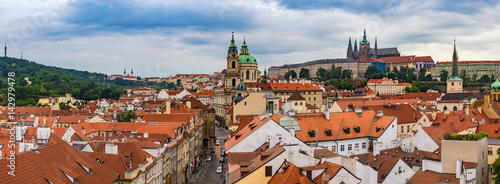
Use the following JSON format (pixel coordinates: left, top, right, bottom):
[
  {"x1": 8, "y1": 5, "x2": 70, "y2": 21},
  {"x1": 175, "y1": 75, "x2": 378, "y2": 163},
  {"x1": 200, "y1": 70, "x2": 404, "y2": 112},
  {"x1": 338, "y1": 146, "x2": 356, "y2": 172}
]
[{"x1": 188, "y1": 120, "x2": 228, "y2": 184}]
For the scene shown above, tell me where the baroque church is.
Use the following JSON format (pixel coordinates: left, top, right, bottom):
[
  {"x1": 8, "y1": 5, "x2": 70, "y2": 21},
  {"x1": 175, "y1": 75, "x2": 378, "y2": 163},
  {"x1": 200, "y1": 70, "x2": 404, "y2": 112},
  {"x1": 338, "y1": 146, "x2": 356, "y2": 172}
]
[
  {"x1": 347, "y1": 28, "x2": 400, "y2": 60},
  {"x1": 214, "y1": 33, "x2": 260, "y2": 124}
]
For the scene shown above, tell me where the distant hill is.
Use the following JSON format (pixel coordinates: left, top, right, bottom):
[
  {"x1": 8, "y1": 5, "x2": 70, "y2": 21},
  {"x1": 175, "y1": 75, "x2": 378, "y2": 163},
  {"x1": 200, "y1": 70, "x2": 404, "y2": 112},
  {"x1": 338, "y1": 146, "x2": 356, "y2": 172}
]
[{"x1": 0, "y1": 57, "x2": 175, "y2": 107}]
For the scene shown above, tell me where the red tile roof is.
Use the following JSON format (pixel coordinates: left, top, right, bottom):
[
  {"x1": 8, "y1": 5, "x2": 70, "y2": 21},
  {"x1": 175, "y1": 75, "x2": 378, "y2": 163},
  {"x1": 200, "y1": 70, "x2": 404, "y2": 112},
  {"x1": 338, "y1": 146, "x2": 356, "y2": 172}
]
[
  {"x1": 271, "y1": 83, "x2": 322, "y2": 91},
  {"x1": 269, "y1": 162, "x2": 314, "y2": 184},
  {"x1": 0, "y1": 134, "x2": 119, "y2": 183},
  {"x1": 407, "y1": 169, "x2": 460, "y2": 184},
  {"x1": 271, "y1": 111, "x2": 395, "y2": 142},
  {"x1": 436, "y1": 60, "x2": 500, "y2": 65}
]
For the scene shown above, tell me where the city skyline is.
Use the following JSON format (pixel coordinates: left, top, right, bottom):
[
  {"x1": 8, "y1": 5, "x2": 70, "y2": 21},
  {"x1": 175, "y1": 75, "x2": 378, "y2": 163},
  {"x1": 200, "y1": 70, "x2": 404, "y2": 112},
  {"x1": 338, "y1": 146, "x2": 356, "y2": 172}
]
[{"x1": 1, "y1": 0, "x2": 500, "y2": 77}]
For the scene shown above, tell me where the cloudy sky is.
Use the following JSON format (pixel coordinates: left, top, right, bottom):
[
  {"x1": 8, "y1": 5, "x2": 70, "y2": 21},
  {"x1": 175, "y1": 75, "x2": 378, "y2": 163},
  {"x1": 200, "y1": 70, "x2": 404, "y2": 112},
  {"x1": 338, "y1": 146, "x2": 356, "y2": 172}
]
[{"x1": 1, "y1": 0, "x2": 499, "y2": 77}]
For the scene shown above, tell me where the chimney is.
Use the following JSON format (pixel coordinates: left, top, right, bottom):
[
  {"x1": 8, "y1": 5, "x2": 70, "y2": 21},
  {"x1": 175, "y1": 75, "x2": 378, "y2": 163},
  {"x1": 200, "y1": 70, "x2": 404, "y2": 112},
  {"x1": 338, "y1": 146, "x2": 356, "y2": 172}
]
[
  {"x1": 456, "y1": 159, "x2": 462, "y2": 179},
  {"x1": 431, "y1": 111, "x2": 437, "y2": 121},
  {"x1": 105, "y1": 143, "x2": 118, "y2": 154},
  {"x1": 465, "y1": 106, "x2": 469, "y2": 116},
  {"x1": 478, "y1": 106, "x2": 482, "y2": 114},
  {"x1": 323, "y1": 108, "x2": 330, "y2": 121},
  {"x1": 459, "y1": 173, "x2": 466, "y2": 184},
  {"x1": 186, "y1": 101, "x2": 191, "y2": 109},
  {"x1": 413, "y1": 101, "x2": 418, "y2": 110},
  {"x1": 165, "y1": 101, "x2": 171, "y2": 114},
  {"x1": 376, "y1": 110, "x2": 384, "y2": 117}
]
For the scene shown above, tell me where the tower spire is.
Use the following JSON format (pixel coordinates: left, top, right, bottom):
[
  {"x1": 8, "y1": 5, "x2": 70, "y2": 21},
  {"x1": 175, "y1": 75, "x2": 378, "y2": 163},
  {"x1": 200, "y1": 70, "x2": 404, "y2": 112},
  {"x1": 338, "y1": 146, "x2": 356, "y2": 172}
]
[
  {"x1": 228, "y1": 32, "x2": 237, "y2": 54},
  {"x1": 124, "y1": 68, "x2": 126, "y2": 76},
  {"x1": 375, "y1": 37, "x2": 378, "y2": 50},
  {"x1": 452, "y1": 38, "x2": 459, "y2": 77},
  {"x1": 347, "y1": 37, "x2": 353, "y2": 58},
  {"x1": 354, "y1": 38, "x2": 358, "y2": 52}
]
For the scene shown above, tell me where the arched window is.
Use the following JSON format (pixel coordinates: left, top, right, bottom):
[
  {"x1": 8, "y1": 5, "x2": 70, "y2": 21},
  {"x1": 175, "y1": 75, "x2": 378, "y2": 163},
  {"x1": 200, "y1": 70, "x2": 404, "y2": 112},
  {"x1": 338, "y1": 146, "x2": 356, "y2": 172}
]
[
  {"x1": 232, "y1": 61, "x2": 235, "y2": 68},
  {"x1": 246, "y1": 70, "x2": 250, "y2": 80},
  {"x1": 453, "y1": 106, "x2": 458, "y2": 111},
  {"x1": 443, "y1": 106, "x2": 448, "y2": 111},
  {"x1": 300, "y1": 102, "x2": 303, "y2": 106},
  {"x1": 232, "y1": 78, "x2": 236, "y2": 87},
  {"x1": 295, "y1": 102, "x2": 298, "y2": 106}
]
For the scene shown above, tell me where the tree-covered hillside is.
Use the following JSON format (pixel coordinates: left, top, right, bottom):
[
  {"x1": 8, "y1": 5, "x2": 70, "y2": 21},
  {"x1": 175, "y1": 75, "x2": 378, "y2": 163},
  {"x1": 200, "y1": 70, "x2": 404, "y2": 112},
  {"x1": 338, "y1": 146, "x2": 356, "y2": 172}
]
[{"x1": 0, "y1": 57, "x2": 175, "y2": 107}]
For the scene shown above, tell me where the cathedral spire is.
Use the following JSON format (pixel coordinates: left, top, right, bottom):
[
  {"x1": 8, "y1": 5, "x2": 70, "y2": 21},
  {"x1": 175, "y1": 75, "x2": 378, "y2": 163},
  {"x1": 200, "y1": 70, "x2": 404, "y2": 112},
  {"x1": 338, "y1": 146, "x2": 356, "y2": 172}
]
[
  {"x1": 375, "y1": 37, "x2": 378, "y2": 50},
  {"x1": 354, "y1": 38, "x2": 358, "y2": 52},
  {"x1": 124, "y1": 68, "x2": 126, "y2": 76},
  {"x1": 347, "y1": 37, "x2": 353, "y2": 58},
  {"x1": 452, "y1": 38, "x2": 459, "y2": 77},
  {"x1": 361, "y1": 27, "x2": 368, "y2": 44}
]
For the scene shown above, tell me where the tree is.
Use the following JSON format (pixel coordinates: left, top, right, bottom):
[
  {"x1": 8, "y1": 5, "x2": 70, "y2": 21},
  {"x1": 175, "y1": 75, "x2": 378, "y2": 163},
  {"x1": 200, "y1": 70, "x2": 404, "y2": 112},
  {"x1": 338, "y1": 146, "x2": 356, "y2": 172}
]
[
  {"x1": 365, "y1": 66, "x2": 381, "y2": 78},
  {"x1": 100, "y1": 88, "x2": 112, "y2": 99},
  {"x1": 472, "y1": 74, "x2": 478, "y2": 83},
  {"x1": 329, "y1": 65, "x2": 342, "y2": 79},
  {"x1": 342, "y1": 69, "x2": 353, "y2": 79},
  {"x1": 425, "y1": 74, "x2": 433, "y2": 81},
  {"x1": 440, "y1": 70, "x2": 449, "y2": 82},
  {"x1": 299, "y1": 68, "x2": 309, "y2": 79},
  {"x1": 490, "y1": 144, "x2": 500, "y2": 183},
  {"x1": 459, "y1": 69, "x2": 468, "y2": 82},
  {"x1": 479, "y1": 75, "x2": 490, "y2": 83},
  {"x1": 409, "y1": 86, "x2": 420, "y2": 93},
  {"x1": 387, "y1": 72, "x2": 397, "y2": 80},
  {"x1": 59, "y1": 102, "x2": 71, "y2": 110},
  {"x1": 79, "y1": 87, "x2": 90, "y2": 99},
  {"x1": 316, "y1": 68, "x2": 327, "y2": 79},
  {"x1": 418, "y1": 68, "x2": 427, "y2": 81},
  {"x1": 285, "y1": 70, "x2": 297, "y2": 79},
  {"x1": 117, "y1": 110, "x2": 137, "y2": 122}
]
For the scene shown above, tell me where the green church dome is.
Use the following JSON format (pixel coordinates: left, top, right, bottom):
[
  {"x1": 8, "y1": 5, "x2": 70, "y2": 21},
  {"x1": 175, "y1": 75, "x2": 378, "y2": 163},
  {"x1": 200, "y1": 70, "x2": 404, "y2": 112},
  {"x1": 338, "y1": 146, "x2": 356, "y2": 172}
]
[
  {"x1": 236, "y1": 78, "x2": 247, "y2": 91},
  {"x1": 238, "y1": 54, "x2": 257, "y2": 64},
  {"x1": 492, "y1": 79, "x2": 500, "y2": 91}
]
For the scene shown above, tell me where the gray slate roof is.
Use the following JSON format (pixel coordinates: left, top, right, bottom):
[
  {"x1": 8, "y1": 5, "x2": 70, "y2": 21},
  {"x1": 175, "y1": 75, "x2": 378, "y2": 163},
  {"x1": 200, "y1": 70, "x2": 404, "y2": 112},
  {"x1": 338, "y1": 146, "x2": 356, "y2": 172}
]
[{"x1": 270, "y1": 58, "x2": 356, "y2": 69}]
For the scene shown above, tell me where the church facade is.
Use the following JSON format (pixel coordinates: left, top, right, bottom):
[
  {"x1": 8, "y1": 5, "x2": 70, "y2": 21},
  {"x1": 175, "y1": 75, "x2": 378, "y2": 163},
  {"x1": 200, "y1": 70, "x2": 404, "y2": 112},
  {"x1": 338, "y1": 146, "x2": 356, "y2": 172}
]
[
  {"x1": 347, "y1": 29, "x2": 400, "y2": 60},
  {"x1": 214, "y1": 33, "x2": 260, "y2": 125}
]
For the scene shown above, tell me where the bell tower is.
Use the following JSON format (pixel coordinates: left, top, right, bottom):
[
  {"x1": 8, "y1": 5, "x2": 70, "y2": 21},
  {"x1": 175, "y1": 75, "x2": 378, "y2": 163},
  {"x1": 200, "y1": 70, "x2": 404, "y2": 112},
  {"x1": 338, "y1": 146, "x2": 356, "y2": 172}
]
[{"x1": 226, "y1": 32, "x2": 240, "y2": 89}]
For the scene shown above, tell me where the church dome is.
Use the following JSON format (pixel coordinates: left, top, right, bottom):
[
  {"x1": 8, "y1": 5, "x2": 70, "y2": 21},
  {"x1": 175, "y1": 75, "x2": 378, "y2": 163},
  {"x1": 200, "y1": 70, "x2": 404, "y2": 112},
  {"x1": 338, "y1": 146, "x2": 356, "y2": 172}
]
[
  {"x1": 492, "y1": 79, "x2": 500, "y2": 91},
  {"x1": 234, "y1": 93, "x2": 244, "y2": 103},
  {"x1": 238, "y1": 54, "x2": 257, "y2": 64},
  {"x1": 236, "y1": 79, "x2": 247, "y2": 91}
]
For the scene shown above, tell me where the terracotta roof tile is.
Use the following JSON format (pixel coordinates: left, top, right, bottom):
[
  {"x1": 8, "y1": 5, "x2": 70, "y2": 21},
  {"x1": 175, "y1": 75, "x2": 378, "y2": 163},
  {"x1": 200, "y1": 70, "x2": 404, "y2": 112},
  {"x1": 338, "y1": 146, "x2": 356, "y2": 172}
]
[
  {"x1": 0, "y1": 134, "x2": 119, "y2": 183},
  {"x1": 407, "y1": 169, "x2": 460, "y2": 184}
]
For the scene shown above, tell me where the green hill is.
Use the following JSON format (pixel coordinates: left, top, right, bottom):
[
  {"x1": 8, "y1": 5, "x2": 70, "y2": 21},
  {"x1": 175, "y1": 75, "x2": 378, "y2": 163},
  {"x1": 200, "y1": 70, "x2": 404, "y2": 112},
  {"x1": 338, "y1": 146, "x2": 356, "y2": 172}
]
[{"x1": 0, "y1": 57, "x2": 175, "y2": 107}]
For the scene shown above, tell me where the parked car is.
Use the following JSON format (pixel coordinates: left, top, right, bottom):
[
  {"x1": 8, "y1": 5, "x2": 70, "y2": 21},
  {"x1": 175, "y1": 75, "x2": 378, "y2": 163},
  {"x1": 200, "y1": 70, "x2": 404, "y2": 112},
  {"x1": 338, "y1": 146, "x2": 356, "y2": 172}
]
[
  {"x1": 211, "y1": 148, "x2": 215, "y2": 153},
  {"x1": 216, "y1": 164, "x2": 223, "y2": 174},
  {"x1": 219, "y1": 156, "x2": 224, "y2": 163},
  {"x1": 206, "y1": 156, "x2": 212, "y2": 162},
  {"x1": 221, "y1": 151, "x2": 226, "y2": 157}
]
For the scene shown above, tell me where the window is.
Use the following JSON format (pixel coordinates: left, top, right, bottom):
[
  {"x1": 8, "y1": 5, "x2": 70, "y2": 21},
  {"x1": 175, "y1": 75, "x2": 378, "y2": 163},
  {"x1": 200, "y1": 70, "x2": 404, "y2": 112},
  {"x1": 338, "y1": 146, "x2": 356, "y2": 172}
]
[
  {"x1": 407, "y1": 125, "x2": 410, "y2": 132},
  {"x1": 314, "y1": 97, "x2": 316, "y2": 101},
  {"x1": 355, "y1": 143, "x2": 359, "y2": 148},
  {"x1": 401, "y1": 126, "x2": 404, "y2": 133},
  {"x1": 332, "y1": 146, "x2": 336, "y2": 152},
  {"x1": 489, "y1": 147, "x2": 493, "y2": 155},
  {"x1": 300, "y1": 102, "x2": 303, "y2": 106},
  {"x1": 265, "y1": 166, "x2": 272, "y2": 177},
  {"x1": 340, "y1": 145, "x2": 345, "y2": 151},
  {"x1": 244, "y1": 102, "x2": 247, "y2": 106},
  {"x1": 295, "y1": 102, "x2": 298, "y2": 106},
  {"x1": 362, "y1": 142, "x2": 366, "y2": 149},
  {"x1": 348, "y1": 144, "x2": 352, "y2": 151}
]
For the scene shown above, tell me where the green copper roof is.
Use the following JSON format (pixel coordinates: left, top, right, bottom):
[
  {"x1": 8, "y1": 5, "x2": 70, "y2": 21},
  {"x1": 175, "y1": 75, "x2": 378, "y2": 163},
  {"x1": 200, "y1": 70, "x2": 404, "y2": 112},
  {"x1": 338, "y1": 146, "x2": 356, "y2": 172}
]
[
  {"x1": 236, "y1": 78, "x2": 247, "y2": 91},
  {"x1": 447, "y1": 76, "x2": 463, "y2": 81},
  {"x1": 492, "y1": 79, "x2": 500, "y2": 91},
  {"x1": 238, "y1": 54, "x2": 257, "y2": 64},
  {"x1": 467, "y1": 98, "x2": 476, "y2": 105},
  {"x1": 361, "y1": 28, "x2": 369, "y2": 45},
  {"x1": 228, "y1": 33, "x2": 238, "y2": 54}
]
